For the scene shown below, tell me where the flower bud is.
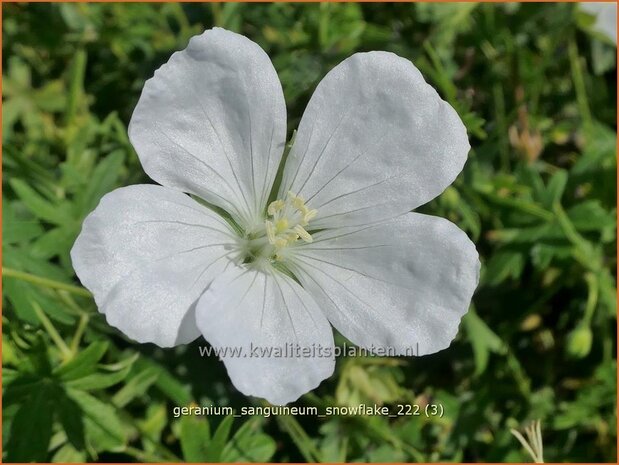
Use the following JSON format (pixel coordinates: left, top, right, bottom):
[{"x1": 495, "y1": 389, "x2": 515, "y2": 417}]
[{"x1": 566, "y1": 324, "x2": 592, "y2": 359}]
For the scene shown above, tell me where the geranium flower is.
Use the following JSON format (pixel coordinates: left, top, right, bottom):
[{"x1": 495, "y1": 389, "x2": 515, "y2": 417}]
[{"x1": 71, "y1": 28, "x2": 480, "y2": 405}]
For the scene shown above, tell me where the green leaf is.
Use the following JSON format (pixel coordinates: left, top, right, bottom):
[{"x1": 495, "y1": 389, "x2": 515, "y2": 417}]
[
  {"x1": 5, "y1": 382, "x2": 56, "y2": 462},
  {"x1": 222, "y1": 417, "x2": 276, "y2": 462},
  {"x1": 51, "y1": 443, "x2": 86, "y2": 463},
  {"x1": 462, "y1": 307, "x2": 507, "y2": 376},
  {"x1": 66, "y1": 388, "x2": 127, "y2": 450},
  {"x1": 79, "y1": 149, "x2": 125, "y2": 215},
  {"x1": 542, "y1": 169, "x2": 568, "y2": 208},
  {"x1": 57, "y1": 389, "x2": 86, "y2": 450},
  {"x1": 482, "y1": 250, "x2": 525, "y2": 285},
  {"x1": 31, "y1": 226, "x2": 78, "y2": 260},
  {"x1": 9, "y1": 178, "x2": 72, "y2": 225},
  {"x1": 206, "y1": 415, "x2": 235, "y2": 461},
  {"x1": 145, "y1": 360, "x2": 192, "y2": 404},
  {"x1": 54, "y1": 341, "x2": 109, "y2": 381},
  {"x1": 179, "y1": 411, "x2": 211, "y2": 461},
  {"x1": 112, "y1": 365, "x2": 160, "y2": 408},
  {"x1": 568, "y1": 200, "x2": 616, "y2": 234},
  {"x1": 3, "y1": 201, "x2": 43, "y2": 245},
  {"x1": 66, "y1": 364, "x2": 132, "y2": 390}
]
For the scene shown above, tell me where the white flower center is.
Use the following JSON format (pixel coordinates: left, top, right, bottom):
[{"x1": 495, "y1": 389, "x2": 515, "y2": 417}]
[{"x1": 242, "y1": 191, "x2": 317, "y2": 264}]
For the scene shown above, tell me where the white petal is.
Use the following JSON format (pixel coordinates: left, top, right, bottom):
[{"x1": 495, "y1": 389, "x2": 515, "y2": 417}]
[
  {"x1": 581, "y1": 2, "x2": 617, "y2": 44},
  {"x1": 288, "y1": 213, "x2": 480, "y2": 355},
  {"x1": 195, "y1": 265, "x2": 335, "y2": 405},
  {"x1": 279, "y1": 52, "x2": 470, "y2": 229},
  {"x1": 71, "y1": 185, "x2": 237, "y2": 347},
  {"x1": 129, "y1": 28, "x2": 287, "y2": 227}
]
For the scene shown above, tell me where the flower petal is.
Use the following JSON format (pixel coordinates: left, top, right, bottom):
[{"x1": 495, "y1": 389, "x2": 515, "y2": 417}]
[
  {"x1": 279, "y1": 52, "x2": 470, "y2": 229},
  {"x1": 195, "y1": 265, "x2": 335, "y2": 405},
  {"x1": 129, "y1": 27, "x2": 287, "y2": 227},
  {"x1": 288, "y1": 213, "x2": 480, "y2": 355},
  {"x1": 71, "y1": 185, "x2": 237, "y2": 347}
]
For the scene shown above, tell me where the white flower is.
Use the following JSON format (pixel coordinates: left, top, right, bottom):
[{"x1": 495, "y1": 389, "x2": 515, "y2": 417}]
[
  {"x1": 71, "y1": 28, "x2": 480, "y2": 405},
  {"x1": 581, "y1": 2, "x2": 617, "y2": 44}
]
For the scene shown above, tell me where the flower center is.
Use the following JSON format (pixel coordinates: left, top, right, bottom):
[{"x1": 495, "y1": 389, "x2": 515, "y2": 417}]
[{"x1": 242, "y1": 191, "x2": 317, "y2": 264}]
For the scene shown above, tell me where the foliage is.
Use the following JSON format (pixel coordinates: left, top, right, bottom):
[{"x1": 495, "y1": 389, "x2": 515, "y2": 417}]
[{"x1": 2, "y1": 2, "x2": 616, "y2": 462}]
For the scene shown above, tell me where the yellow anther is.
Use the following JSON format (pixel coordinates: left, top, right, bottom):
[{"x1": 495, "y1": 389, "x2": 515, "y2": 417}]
[
  {"x1": 275, "y1": 218, "x2": 289, "y2": 233},
  {"x1": 289, "y1": 192, "x2": 306, "y2": 210},
  {"x1": 267, "y1": 199, "x2": 285, "y2": 216},
  {"x1": 303, "y1": 209, "x2": 318, "y2": 223},
  {"x1": 265, "y1": 220, "x2": 276, "y2": 244},
  {"x1": 286, "y1": 232, "x2": 300, "y2": 243},
  {"x1": 274, "y1": 238, "x2": 288, "y2": 249},
  {"x1": 294, "y1": 225, "x2": 313, "y2": 243},
  {"x1": 262, "y1": 191, "x2": 317, "y2": 260}
]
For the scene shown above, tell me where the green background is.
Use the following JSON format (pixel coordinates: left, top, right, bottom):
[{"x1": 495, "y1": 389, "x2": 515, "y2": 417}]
[{"x1": 2, "y1": 2, "x2": 617, "y2": 462}]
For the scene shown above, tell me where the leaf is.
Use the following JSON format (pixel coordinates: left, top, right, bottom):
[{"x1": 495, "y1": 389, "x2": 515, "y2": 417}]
[
  {"x1": 66, "y1": 388, "x2": 127, "y2": 451},
  {"x1": 573, "y1": 122, "x2": 616, "y2": 175},
  {"x1": 462, "y1": 308, "x2": 507, "y2": 376},
  {"x1": 31, "y1": 226, "x2": 78, "y2": 260},
  {"x1": 54, "y1": 341, "x2": 109, "y2": 381},
  {"x1": 531, "y1": 243, "x2": 573, "y2": 269},
  {"x1": 541, "y1": 169, "x2": 568, "y2": 208},
  {"x1": 482, "y1": 250, "x2": 525, "y2": 285},
  {"x1": 51, "y1": 443, "x2": 86, "y2": 463},
  {"x1": 5, "y1": 382, "x2": 56, "y2": 462},
  {"x1": 206, "y1": 415, "x2": 235, "y2": 461},
  {"x1": 139, "y1": 403, "x2": 168, "y2": 444},
  {"x1": 179, "y1": 411, "x2": 211, "y2": 462},
  {"x1": 112, "y1": 365, "x2": 160, "y2": 408},
  {"x1": 9, "y1": 178, "x2": 72, "y2": 225},
  {"x1": 222, "y1": 417, "x2": 276, "y2": 462},
  {"x1": 3, "y1": 200, "x2": 43, "y2": 245},
  {"x1": 66, "y1": 364, "x2": 132, "y2": 390},
  {"x1": 79, "y1": 149, "x2": 126, "y2": 215},
  {"x1": 57, "y1": 389, "x2": 86, "y2": 450},
  {"x1": 145, "y1": 360, "x2": 192, "y2": 404},
  {"x1": 567, "y1": 200, "x2": 616, "y2": 235}
]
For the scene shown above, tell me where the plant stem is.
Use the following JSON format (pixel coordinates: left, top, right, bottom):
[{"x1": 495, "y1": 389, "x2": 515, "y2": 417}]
[
  {"x1": 32, "y1": 301, "x2": 72, "y2": 359},
  {"x1": 276, "y1": 413, "x2": 321, "y2": 462},
  {"x1": 568, "y1": 37, "x2": 592, "y2": 127},
  {"x1": 3, "y1": 267, "x2": 91, "y2": 297},
  {"x1": 582, "y1": 272, "x2": 599, "y2": 325},
  {"x1": 71, "y1": 313, "x2": 90, "y2": 354}
]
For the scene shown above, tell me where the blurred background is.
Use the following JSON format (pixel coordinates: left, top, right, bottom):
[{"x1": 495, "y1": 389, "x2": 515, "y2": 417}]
[{"x1": 2, "y1": 2, "x2": 617, "y2": 462}]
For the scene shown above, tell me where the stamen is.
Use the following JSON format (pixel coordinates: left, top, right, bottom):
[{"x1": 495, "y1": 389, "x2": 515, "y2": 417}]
[
  {"x1": 267, "y1": 199, "x2": 285, "y2": 216},
  {"x1": 265, "y1": 220, "x2": 276, "y2": 244},
  {"x1": 303, "y1": 209, "x2": 318, "y2": 223},
  {"x1": 294, "y1": 225, "x2": 313, "y2": 243},
  {"x1": 261, "y1": 191, "x2": 318, "y2": 260}
]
